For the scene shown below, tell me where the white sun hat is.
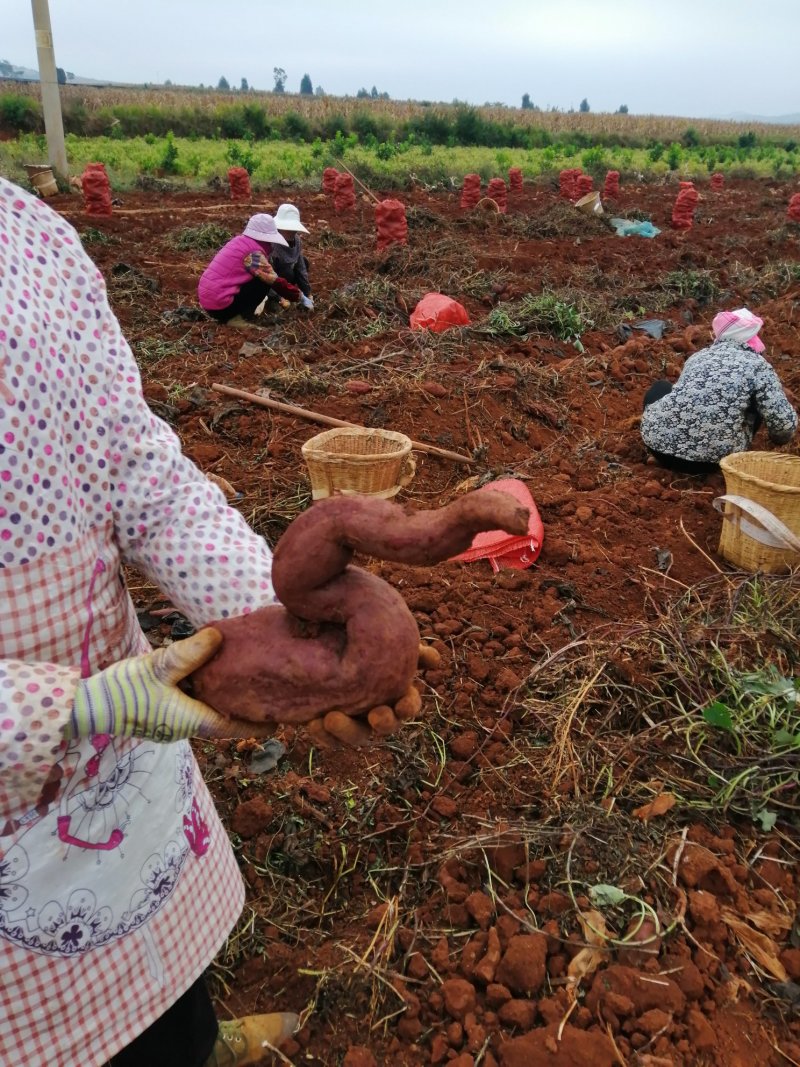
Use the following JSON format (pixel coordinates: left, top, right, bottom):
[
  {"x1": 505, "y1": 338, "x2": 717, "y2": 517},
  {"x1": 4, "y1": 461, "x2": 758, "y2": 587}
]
[
  {"x1": 274, "y1": 203, "x2": 309, "y2": 234},
  {"x1": 242, "y1": 213, "x2": 288, "y2": 247}
]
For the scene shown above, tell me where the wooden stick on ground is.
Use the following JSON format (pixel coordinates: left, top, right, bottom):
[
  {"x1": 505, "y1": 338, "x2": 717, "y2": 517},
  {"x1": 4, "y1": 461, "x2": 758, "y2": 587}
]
[{"x1": 211, "y1": 383, "x2": 476, "y2": 465}]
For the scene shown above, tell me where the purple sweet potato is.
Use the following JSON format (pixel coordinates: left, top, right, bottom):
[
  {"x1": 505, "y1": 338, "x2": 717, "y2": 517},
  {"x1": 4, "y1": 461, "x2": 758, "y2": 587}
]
[{"x1": 190, "y1": 489, "x2": 528, "y2": 723}]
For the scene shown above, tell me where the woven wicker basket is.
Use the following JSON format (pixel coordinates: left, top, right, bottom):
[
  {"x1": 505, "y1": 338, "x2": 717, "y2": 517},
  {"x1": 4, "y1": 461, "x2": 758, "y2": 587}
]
[
  {"x1": 301, "y1": 427, "x2": 415, "y2": 500},
  {"x1": 718, "y1": 452, "x2": 800, "y2": 572}
]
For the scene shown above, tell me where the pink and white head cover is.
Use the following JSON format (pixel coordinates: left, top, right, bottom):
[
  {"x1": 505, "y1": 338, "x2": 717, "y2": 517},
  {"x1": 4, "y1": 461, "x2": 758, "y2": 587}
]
[{"x1": 712, "y1": 307, "x2": 765, "y2": 353}]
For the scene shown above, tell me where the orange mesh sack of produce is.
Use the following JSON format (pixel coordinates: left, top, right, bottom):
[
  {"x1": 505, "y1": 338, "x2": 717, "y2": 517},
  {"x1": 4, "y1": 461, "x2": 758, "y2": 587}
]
[
  {"x1": 672, "y1": 184, "x2": 699, "y2": 229},
  {"x1": 322, "y1": 167, "x2": 339, "y2": 194},
  {"x1": 227, "y1": 167, "x2": 251, "y2": 201},
  {"x1": 82, "y1": 163, "x2": 112, "y2": 217},
  {"x1": 576, "y1": 173, "x2": 593, "y2": 197},
  {"x1": 508, "y1": 167, "x2": 523, "y2": 192},
  {"x1": 334, "y1": 172, "x2": 356, "y2": 212},
  {"x1": 409, "y1": 293, "x2": 470, "y2": 333},
  {"x1": 559, "y1": 168, "x2": 581, "y2": 200},
  {"x1": 486, "y1": 177, "x2": 508, "y2": 213},
  {"x1": 710, "y1": 172, "x2": 724, "y2": 190},
  {"x1": 788, "y1": 193, "x2": 800, "y2": 222},
  {"x1": 375, "y1": 199, "x2": 408, "y2": 251},
  {"x1": 603, "y1": 170, "x2": 620, "y2": 198},
  {"x1": 460, "y1": 173, "x2": 481, "y2": 209}
]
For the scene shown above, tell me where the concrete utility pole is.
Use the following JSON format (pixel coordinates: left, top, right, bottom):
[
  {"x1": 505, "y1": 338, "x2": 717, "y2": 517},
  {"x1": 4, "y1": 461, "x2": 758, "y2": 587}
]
[{"x1": 31, "y1": 0, "x2": 68, "y2": 177}]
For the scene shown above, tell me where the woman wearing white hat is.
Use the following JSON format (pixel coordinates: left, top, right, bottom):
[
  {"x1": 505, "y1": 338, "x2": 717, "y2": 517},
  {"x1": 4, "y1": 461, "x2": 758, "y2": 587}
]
[
  {"x1": 271, "y1": 203, "x2": 314, "y2": 310},
  {"x1": 198, "y1": 213, "x2": 302, "y2": 326}
]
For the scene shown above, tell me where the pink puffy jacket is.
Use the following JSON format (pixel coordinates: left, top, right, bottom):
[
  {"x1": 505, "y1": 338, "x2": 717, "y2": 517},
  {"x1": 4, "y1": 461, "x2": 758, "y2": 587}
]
[{"x1": 197, "y1": 233, "x2": 270, "y2": 311}]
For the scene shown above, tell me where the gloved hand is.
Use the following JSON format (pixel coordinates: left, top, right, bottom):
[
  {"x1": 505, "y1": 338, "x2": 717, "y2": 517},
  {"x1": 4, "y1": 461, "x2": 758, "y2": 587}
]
[
  {"x1": 68, "y1": 629, "x2": 275, "y2": 742},
  {"x1": 299, "y1": 293, "x2": 314, "y2": 310},
  {"x1": 304, "y1": 646, "x2": 439, "y2": 749}
]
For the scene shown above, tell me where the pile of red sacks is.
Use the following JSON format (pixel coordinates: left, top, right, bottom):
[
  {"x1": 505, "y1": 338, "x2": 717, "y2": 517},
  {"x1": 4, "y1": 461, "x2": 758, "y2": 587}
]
[
  {"x1": 333, "y1": 172, "x2": 356, "y2": 213},
  {"x1": 603, "y1": 170, "x2": 620, "y2": 198},
  {"x1": 508, "y1": 167, "x2": 523, "y2": 192},
  {"x1": 460, "y1": 173, "x2": 482, "y2": 209},
  {"x1": 788, "y1": 193, "x2": 800, "y2": 223},
  {"x1": 672, "y1": 182, "x2": 699, "y2": 229},
  {"x1": 227, "y1": 167, "x2": 251, "y2": 201},
  {"x1": 710, "y1": 172, "x2": 724, "y2": 191},
  {"x1": 559, "y1": 168, "x2": 582, "y2": 200},
  {"x1": 375, "y1": 199, "x2": 408, "y2": 251},
  {"x1": 322, "y1": 167, "x2": 339, "y2": 194},
  {"x1": 486, "y1": 177, "x2": 508, "y2": 213},
  {"x1": 82, "y1": 163, "x2": 113, "y2": 217}
]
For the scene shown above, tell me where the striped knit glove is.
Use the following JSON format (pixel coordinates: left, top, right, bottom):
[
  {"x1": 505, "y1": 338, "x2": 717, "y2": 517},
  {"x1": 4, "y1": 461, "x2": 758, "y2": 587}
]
[{"x1": 68, "y1": 629, "x2": 274, "y2": 742}]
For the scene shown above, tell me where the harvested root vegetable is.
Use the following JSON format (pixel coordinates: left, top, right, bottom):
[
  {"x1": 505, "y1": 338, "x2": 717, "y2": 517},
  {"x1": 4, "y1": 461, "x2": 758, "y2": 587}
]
[{"x1": 190, "y1": 490, "x2": 528, "y2": 723}]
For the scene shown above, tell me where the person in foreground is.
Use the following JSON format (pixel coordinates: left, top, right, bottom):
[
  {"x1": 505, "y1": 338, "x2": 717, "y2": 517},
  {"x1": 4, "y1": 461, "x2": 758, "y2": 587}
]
[
  {"x1": 197, "y1": 213, "x2": 303, "y2": 327},
  {"x1": 0, "y1": 179, "x2": 413, "y2": 1067},
  {"x1": 270, "y1": 202, "x2": 314, "y2": 310},
  {"x1": 640, "y1": 307, "x2": 797, "y2": 473}
]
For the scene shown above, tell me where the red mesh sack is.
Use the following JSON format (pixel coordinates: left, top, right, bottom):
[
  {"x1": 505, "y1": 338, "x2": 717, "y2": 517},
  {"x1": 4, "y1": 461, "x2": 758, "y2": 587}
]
[
  {"x1": 460, "y1": 173, "x2": 481, "y2": 209},
  {"x1": 322, "y1": 167, "x2": 339, "y2": 194},
  {"x1": 603, "y1": 170, "x2": 620, "y2": 198},
  {"x1": 508, "y1": 167, "x2": 523, "y2": 192},
  {"x1": 672, "y1": 185, "x2": 699, "y2": 230},
  {"x1": 410, "y1": 293, "x2": 470, "y2": 333},
  {"x1": 788, "y1": 193, "x2": 800, "y2": 222},
  {"x1": 227, "y1": 167, "x2": 251, "y2": 201},
  {"x1": 559, "y1": 168, "x2": 582, "y2": 200},
  {"x1": 576, "y1": 174, "x2": 593, "y2": 198},
  {"x1": 82, "y1": 163, "x2": 112, "y2": 217},
  {"x1": 376, "y1": 199, "x2": 408, "y2": 251},
  {"x1": 710, "y1": 172, "x2": 724, "y2": 191},
  {"x1": 486, "y1": 177, "x2": 508, "y2": 213},
  {"x1": 334, "y1": 172, "x2": 356, "y2": 213}
]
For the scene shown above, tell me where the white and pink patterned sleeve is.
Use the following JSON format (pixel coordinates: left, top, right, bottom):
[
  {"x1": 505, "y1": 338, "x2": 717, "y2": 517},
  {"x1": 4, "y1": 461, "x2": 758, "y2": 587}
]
[
  {"x1": 95, "y1": 273, "x2": 277, "y2": 626},
  {"x1": 0, "y1": 661, "x2": 80, "y2": 823}
]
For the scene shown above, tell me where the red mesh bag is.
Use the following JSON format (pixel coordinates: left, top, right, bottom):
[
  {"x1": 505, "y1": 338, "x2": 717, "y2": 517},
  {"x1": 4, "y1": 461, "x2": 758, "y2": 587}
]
[
  {"x1": 82, "y1": 163, "x2": 112, "y2": 217},
  {"x1": 227, "y1": 167, "x2": 251, "y2": 201},
  {"x1": 672, "y1": 185, "x2": 699, "y2": 230},
  {"x1": 559, "y1": 168, "x2": 582, "y2": 200},
  {"x1": 333, "y1": 172, "x2": 356, "y2": 213},
  {"x1": 460, "y1": 173, "x2": 481, "y2": 209},
  {"x1": 576, "y1": 174, "x2": 593, "y2": 197},
  {"x1": 376, "y1": 199, "x2": 408, "y2": 251},
  {"x1": 410, "y1": 293, "x2": 470, "y2": 333},
  {"x1": 710, "y1": 172, "x2": 724, "y2": 191},
  {"x1": 508, "y1": 167, "x2": 523, "y2": 192},
  {"x1": 603, "y1": 170, "x2": 620, "y2": 198},
  {"x1": 486, "y1": 177, "x2": 508, "y2": 213},
  {"x1": 788, "y1": 193, "x2": 800, "y2": 222},
  {"x1": 322, "y1": 167, "x2": 339, "y2": 194}
]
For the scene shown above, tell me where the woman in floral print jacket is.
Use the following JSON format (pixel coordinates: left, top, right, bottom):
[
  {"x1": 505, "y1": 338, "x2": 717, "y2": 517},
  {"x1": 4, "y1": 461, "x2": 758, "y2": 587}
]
[
  {"x1": 640, "y1": 308, "x2": 797, "y2": 473},
  {"x1": 0, "y1": 180, "x2": 408, "y2": 1067}
]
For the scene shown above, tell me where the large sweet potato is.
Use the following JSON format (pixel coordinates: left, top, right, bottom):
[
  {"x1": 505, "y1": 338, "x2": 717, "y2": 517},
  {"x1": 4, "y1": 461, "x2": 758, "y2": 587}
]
[{"x1": 190, "y1": 489, "x2": 528, "y2": 723}]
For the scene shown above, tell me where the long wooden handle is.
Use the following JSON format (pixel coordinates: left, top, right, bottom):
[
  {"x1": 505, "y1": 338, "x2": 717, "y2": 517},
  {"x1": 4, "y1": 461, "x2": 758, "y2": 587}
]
[{"x1": 211, "y1": 383, "x2": 476, "y2": 465}]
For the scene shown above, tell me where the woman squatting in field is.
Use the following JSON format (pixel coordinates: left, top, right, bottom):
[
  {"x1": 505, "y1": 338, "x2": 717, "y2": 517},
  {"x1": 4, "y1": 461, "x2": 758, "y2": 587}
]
[
  {"x1": 640, "y1": 307, "x2": 797, "y2": 473},
  {"x1": 197, "y1": 212, "x2": 304, "y2": 327},
  {"x1": 269, "y1": 202, "x2": 314, "y2": 310}
]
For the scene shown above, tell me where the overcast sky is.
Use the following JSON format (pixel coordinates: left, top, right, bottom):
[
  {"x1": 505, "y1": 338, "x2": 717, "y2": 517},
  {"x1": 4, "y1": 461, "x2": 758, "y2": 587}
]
[{"x1": 4, "y1": 0, "x2": 798, "y2": 118}]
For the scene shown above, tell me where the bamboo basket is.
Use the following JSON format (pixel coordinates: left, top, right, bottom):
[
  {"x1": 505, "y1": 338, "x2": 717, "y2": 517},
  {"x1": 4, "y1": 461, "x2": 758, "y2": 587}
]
[
  {"x1": 24, "y1": 163, "x2": 58, "y2": 197},
  {"x1": 301, "y1": 427, "x2": 415, "y2": 500},
  {"x1": 717, "y1": 452, "x2": 800, "y2": 572}
]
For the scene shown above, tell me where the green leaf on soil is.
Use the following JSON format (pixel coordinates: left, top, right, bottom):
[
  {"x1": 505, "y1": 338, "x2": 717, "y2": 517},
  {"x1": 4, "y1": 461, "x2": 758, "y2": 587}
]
[
  {"x1": 589, "y1": 884, "x2": 627, "y2": 908},
  {"x1": 754, "y1": 809, "x2": 778, "y2": 832},
  {"x1": 702, "y1": 701, "x2": 735, "y2": 731}
]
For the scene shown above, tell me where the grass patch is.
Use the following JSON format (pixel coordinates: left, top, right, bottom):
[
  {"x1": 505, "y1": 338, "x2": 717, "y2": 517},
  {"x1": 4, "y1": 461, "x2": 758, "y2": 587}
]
[
  {"x1": 166, "y1": 223, "x2": 232, "y2": 253},
  {"x1": 663, "y1": 268, "x2": 720, "y2": 305}
]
